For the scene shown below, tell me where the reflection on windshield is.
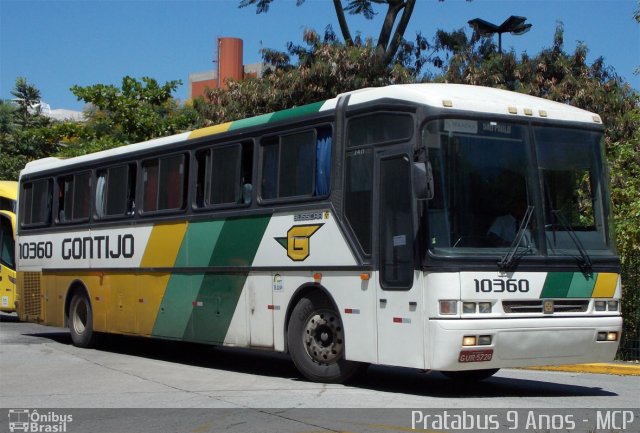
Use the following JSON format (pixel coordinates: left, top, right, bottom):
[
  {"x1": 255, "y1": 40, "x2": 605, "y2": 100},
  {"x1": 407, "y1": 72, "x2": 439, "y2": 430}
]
[
  {"x1": 535, "y1": 126, "x2": 613, "y2": 256},
  {"x1": 423, "y1": 119, "x2": 537, "y2": 256},
  {"x1": 422, "y1": 119, "x2": 614, "y2": 259}
]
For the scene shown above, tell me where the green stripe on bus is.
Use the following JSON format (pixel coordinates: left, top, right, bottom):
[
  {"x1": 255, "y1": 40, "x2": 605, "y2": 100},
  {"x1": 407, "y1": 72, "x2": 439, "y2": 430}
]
[
  {"x1": 540, "y1": 272, "x2": 574, "y2": 298},
  {"x1": 566, "y1": 272, "x2": 597, "y2": 298},
  {"x1": 184, "y1": 214, "x2": 270, "y2": 343},
  {"x1": 229, "y1": 113, "x2": 274, "y2": 131},
  {"x1": 268, "y1": 101, "x2": 325, "y2": 123},
  {"x1": 540, "y1": 272, "x2": 598, "y2": 298},
  {"x1": 227, "y1": 101, "x2": 325, "y2": 132},
  {"x1": 151, "y1": 220, "x2": 225, "y2": 338}
]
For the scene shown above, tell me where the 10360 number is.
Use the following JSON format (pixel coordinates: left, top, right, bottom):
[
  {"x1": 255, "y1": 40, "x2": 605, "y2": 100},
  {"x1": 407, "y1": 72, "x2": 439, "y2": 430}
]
[{"x1": 474, "y1": 278, "x2": 529, "y2": 293}]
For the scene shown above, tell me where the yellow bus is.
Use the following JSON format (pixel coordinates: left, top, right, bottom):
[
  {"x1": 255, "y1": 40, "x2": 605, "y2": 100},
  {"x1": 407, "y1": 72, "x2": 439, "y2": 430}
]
[{"x1": 0, "y1": 181, "x2": 17, "y2": 313}]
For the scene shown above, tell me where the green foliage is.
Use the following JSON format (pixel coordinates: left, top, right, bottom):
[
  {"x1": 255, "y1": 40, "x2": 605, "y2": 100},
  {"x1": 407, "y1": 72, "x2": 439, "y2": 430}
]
[
  {"x1": 195, "y1": 29, "x2": 414, "y2": 125},
  {"x1": 71, "y1": 76, "x2": 200, "y2": 145},
  {"x1": 1, "y1": 79, "x2": 56, "y2": 180}
]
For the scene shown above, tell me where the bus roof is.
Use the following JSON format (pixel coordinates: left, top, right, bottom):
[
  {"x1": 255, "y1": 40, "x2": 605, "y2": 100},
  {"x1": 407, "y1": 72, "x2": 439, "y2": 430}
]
[
  {"x1": 0, "y1": 181, "x2": 18, "y2": 201},
  {"x1": 20, "y1": 84, "x2": 600, "y2": 177}
]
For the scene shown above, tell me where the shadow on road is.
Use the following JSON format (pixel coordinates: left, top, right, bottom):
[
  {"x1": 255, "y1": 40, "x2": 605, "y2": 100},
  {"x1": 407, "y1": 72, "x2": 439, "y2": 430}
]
[
  {"x1": 0, "y1": 312, "x2": 20, "y2": 323},
  {"x1": 24, "y1": 329, "x2": 617, "y2": 399}
]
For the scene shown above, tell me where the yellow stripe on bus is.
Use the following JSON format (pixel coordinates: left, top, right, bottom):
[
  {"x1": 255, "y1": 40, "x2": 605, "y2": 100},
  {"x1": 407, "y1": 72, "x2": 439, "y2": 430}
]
[
  {"x1": 140, "y1": 222, "x2": 188, "y2": 268},
  {"x1": 188, "y1": 122, "x2": 233, "y2": 139},
  {"x1": 592, "y1": 272, "x2": 618, "y2": 298}
]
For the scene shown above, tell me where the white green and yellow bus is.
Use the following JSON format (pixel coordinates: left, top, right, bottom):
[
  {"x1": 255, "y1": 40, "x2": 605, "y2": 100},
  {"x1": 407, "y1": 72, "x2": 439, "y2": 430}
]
[
  {"x1": 0, "y1": 180, "x2": 18, "y2": 313},
  {"x1": 16, "y1": 84, "x2": 621, "y2": 382}
]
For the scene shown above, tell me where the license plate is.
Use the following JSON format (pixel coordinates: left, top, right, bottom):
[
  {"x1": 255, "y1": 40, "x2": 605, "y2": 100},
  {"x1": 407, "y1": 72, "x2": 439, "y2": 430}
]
[{"x1": 458, "y1": 349, "x2": 493, "y2": 363}]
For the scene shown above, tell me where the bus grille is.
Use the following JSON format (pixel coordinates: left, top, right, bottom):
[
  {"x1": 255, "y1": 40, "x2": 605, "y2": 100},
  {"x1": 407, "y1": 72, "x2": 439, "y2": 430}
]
[
  {"x1": 503, "y1": 300, "x2": 589, "y2": 314},
  {"x1": 21, "y1": 272, "x2": 42, "y2": 320}
]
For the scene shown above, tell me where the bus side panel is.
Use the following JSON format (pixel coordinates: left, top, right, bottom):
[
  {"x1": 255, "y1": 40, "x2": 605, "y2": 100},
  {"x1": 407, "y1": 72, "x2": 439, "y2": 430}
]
[
  {"x1": 0, "y1": 263, "x2": 16, "y2": 313},
  {"x1": 245, "y1": 273, "x2": 274, "y2": 348},
  {"x1": 320, "y1": 273, "x2": 378, "y2": 364},
  {"x1": 151, "y1": 215, "x2": 270, "y2": 345}
]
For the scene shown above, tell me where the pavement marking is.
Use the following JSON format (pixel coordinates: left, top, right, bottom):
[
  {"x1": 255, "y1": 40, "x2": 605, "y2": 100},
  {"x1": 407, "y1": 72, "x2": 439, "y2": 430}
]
[{"x1": 524, "y1": 363, "x2": 640, "y2": 376}]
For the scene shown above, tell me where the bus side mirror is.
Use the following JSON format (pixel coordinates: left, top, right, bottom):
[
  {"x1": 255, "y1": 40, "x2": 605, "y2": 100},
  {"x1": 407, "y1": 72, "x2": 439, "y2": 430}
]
[{"x1": 413, "y1": 161, "x2": 434, "y2": 200}]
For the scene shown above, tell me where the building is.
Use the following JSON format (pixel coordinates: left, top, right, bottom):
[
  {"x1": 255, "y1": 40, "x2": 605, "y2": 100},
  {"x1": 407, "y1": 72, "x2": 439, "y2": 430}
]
[{"x1": 188, "y1": 37, "x2": 266, "y2": 100}]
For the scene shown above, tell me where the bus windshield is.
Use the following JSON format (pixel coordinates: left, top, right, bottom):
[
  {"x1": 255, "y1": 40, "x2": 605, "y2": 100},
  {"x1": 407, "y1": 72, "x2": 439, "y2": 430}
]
[{"x1": 422, "y1": 118, "x2": 615, "y2": 260}]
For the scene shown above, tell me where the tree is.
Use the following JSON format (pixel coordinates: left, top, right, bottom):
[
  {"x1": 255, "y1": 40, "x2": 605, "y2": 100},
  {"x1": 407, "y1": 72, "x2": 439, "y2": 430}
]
[
  {"x1": 240, "y1": 0, "x2": 469, "y2": 67},
  {"x1": 9, "y1": 77, "x2": 49, "y2": 129},
  {"x1": 1, "y1": 79, "x2": 55, "y2": 180},
  {"x1": 70, "y1": 76, "x2": 200, "y2": 145},
  {"x1": 195, "y1": 28, "x2": 414, "y2": 125}
]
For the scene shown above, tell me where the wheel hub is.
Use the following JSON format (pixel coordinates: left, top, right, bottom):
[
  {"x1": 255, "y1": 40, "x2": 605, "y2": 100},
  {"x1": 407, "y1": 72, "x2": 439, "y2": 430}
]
[{"x1": 303, "y1": 309, "x2": 344, "y2": 364}]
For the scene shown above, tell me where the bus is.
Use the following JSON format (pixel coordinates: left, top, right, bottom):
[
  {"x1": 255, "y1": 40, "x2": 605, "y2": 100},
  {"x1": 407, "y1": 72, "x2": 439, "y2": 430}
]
[
  {"x1": 15, "y1": 84, "x2": 622, "y2": 383},
  {"x1": 1, "y1": 180, "x2": 17, "y2": 314}
]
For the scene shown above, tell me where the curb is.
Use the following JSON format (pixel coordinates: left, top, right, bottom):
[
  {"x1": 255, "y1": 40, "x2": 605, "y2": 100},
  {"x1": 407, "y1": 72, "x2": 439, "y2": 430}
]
[{"x1": 524, "y1": 363, "x2": 640, "y2": 376}]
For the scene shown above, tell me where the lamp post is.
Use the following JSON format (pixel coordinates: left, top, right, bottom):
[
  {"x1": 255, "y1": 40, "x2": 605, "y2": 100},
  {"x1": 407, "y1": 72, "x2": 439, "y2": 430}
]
[{"x1": 467, "y1": 15, "x2": 532, "y2": 54}]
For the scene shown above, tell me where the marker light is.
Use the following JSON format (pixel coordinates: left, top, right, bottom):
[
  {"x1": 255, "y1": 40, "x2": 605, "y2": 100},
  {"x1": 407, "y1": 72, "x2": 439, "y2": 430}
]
[
  {"x1": 439, "y1": 300, "x2": 458, "y2": 315},
  {"x1": 597, "y1": 332, "x2": 607, "y2": 341},
  {"x1": 463, "y1": 302, "x2": 476, "y2": 314},
  {"x1": 462, "y1": 336, "x2": 477, "y2": 346},
  {"x1": 478, "y1": 302, "x2": 492, "y2": 314},
  {"x1": 595, "y1": 301, "x2": 607, "y2": 311},
  {"x1": 607, "y1": 332, "x2": 618, "y2": 341}
]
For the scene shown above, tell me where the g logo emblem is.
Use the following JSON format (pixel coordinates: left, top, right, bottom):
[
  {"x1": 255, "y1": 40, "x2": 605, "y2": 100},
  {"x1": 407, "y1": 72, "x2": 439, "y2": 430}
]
[{"x1": 275, "y1": 224, "x2": 323, "y2": 261}]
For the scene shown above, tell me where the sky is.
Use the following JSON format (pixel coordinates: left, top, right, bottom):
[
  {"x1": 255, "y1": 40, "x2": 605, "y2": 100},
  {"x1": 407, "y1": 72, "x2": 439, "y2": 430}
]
[{"x1": 1, "y1": 0, "x2": 638, "y2": 111}]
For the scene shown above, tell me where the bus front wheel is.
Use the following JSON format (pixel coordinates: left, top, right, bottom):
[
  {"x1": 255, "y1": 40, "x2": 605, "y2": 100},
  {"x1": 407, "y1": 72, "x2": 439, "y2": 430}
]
[
  {"x1": 68, "y1": 292, "x2": 95, "y2": 348},
  {"x1": 288, "y1": 294, "x2": 362, "y2": 383}
]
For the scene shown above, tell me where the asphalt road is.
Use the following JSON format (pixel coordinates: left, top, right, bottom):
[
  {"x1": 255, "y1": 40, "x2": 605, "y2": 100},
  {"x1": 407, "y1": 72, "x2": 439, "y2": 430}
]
[{"x1": 1, "y1": 313, "x2": 639, "y2": 432}]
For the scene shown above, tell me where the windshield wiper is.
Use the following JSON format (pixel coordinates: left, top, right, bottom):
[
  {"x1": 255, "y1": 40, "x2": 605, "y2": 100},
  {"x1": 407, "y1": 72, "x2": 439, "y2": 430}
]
[
  {"x1": 551, "y1": 210, "x2": 593, "y2": 272},
  {"x1": 498, "y1": 206, "x2": 535, "y2": 271}
]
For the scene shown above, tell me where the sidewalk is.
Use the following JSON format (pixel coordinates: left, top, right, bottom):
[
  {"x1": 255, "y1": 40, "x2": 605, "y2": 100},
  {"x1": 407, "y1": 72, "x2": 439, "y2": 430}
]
[{"x1": 525, "y1": 362, "x2": 640, "y2": 376}]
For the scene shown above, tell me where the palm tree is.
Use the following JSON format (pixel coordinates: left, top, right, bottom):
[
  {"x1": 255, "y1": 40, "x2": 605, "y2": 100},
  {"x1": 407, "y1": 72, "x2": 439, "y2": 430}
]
[{"x1": 10, "y1": 77, "x2": 42, "y2": 128}]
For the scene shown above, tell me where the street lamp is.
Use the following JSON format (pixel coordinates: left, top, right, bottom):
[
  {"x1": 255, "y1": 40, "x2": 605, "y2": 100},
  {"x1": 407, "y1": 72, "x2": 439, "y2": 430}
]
[{"x1": 467, "y1": 15, "x2": 532, "y2": 54}]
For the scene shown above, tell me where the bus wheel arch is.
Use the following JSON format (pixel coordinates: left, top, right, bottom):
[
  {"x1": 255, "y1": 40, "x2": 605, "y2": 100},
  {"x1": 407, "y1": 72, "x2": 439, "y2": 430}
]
[
  {"x1": 64, "y1": 280, "x2": 95, "y2": 348},
  {"x1": 285, "y1": 284, "x2": 363, "y2": 383}
]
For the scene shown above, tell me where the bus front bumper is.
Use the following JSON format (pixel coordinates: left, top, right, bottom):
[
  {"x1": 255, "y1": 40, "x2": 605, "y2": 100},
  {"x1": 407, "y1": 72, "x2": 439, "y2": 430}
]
[{"x1": 428, "y1": 316, "x2": 622, "y2": 371}]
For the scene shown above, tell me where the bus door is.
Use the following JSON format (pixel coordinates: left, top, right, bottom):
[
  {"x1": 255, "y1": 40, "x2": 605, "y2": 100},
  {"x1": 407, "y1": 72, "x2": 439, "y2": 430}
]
[
  {"x1": 374, "y1": 150, "x2": 425, "y2": 368},
  {"x1": 0, "y1": 212, "x2": 16, "y2": 313}
]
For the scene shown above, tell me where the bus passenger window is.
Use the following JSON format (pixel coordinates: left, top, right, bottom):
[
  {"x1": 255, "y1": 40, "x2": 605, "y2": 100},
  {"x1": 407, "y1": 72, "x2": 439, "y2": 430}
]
[
  {"x1": 20, "y1": 179, "x2": 52, "y2": 227},
  {"x1": 142, "y1": 155, "x2": 185, "y2": 212},
  {"x1": 260, "y1": 127, "x2": 330, "y2": 201},
  {"x1": 210, "y1": 145, "x2": 241, "y2": 205},
  {"x1": 57, "y1": 172, "x2": 90, "y2": 223},
  {"x1": 261, "y1": 137, "x2": 278, "y2": 200},
  {"x1": 96, "y1": 164, "x2": 136, "y2": 218}
]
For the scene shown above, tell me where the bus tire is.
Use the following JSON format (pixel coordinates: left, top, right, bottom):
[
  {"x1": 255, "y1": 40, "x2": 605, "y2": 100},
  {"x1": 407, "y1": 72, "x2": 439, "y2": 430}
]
[
  {"x1": 68, "y1": 292, "x2": 95, "y2": 348},
  {"x1": 288, "y1": 294, "x2": 362, "y2": 383},
  {"x1": 441, "y1": 368, "x2": 499, "y2": 382}
]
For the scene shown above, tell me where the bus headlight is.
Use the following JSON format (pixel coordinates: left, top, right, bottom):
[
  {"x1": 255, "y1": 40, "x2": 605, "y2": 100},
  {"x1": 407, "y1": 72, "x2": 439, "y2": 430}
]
[
  {"x1": 439, "y1": 300, "x2": 457, "y2": 315},
  {"x1": 594, "y1": 301, "x2": 607, "y2": 311},
  {"x1": 462, "y1": 336, "x2": 477, "y2": 346},
  {"x1": 597, "y1": 331, "x2": 619, "y2": 341},
  {"x1": 607, "y1": 300, "x2": 619, "y2": 311}
]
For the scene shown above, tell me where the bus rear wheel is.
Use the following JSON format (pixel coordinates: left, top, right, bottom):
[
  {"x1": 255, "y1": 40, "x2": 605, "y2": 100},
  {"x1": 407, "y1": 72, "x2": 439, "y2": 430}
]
[
  {"x1": 441, "y1": 368, "x2": 499, "y2": 382},
  {"x1": 68, "y1": 292, "x2": 95, "y2": 348},
  {"x1": 288, "y1": 294, "x2": 362, "y2": 383}
]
